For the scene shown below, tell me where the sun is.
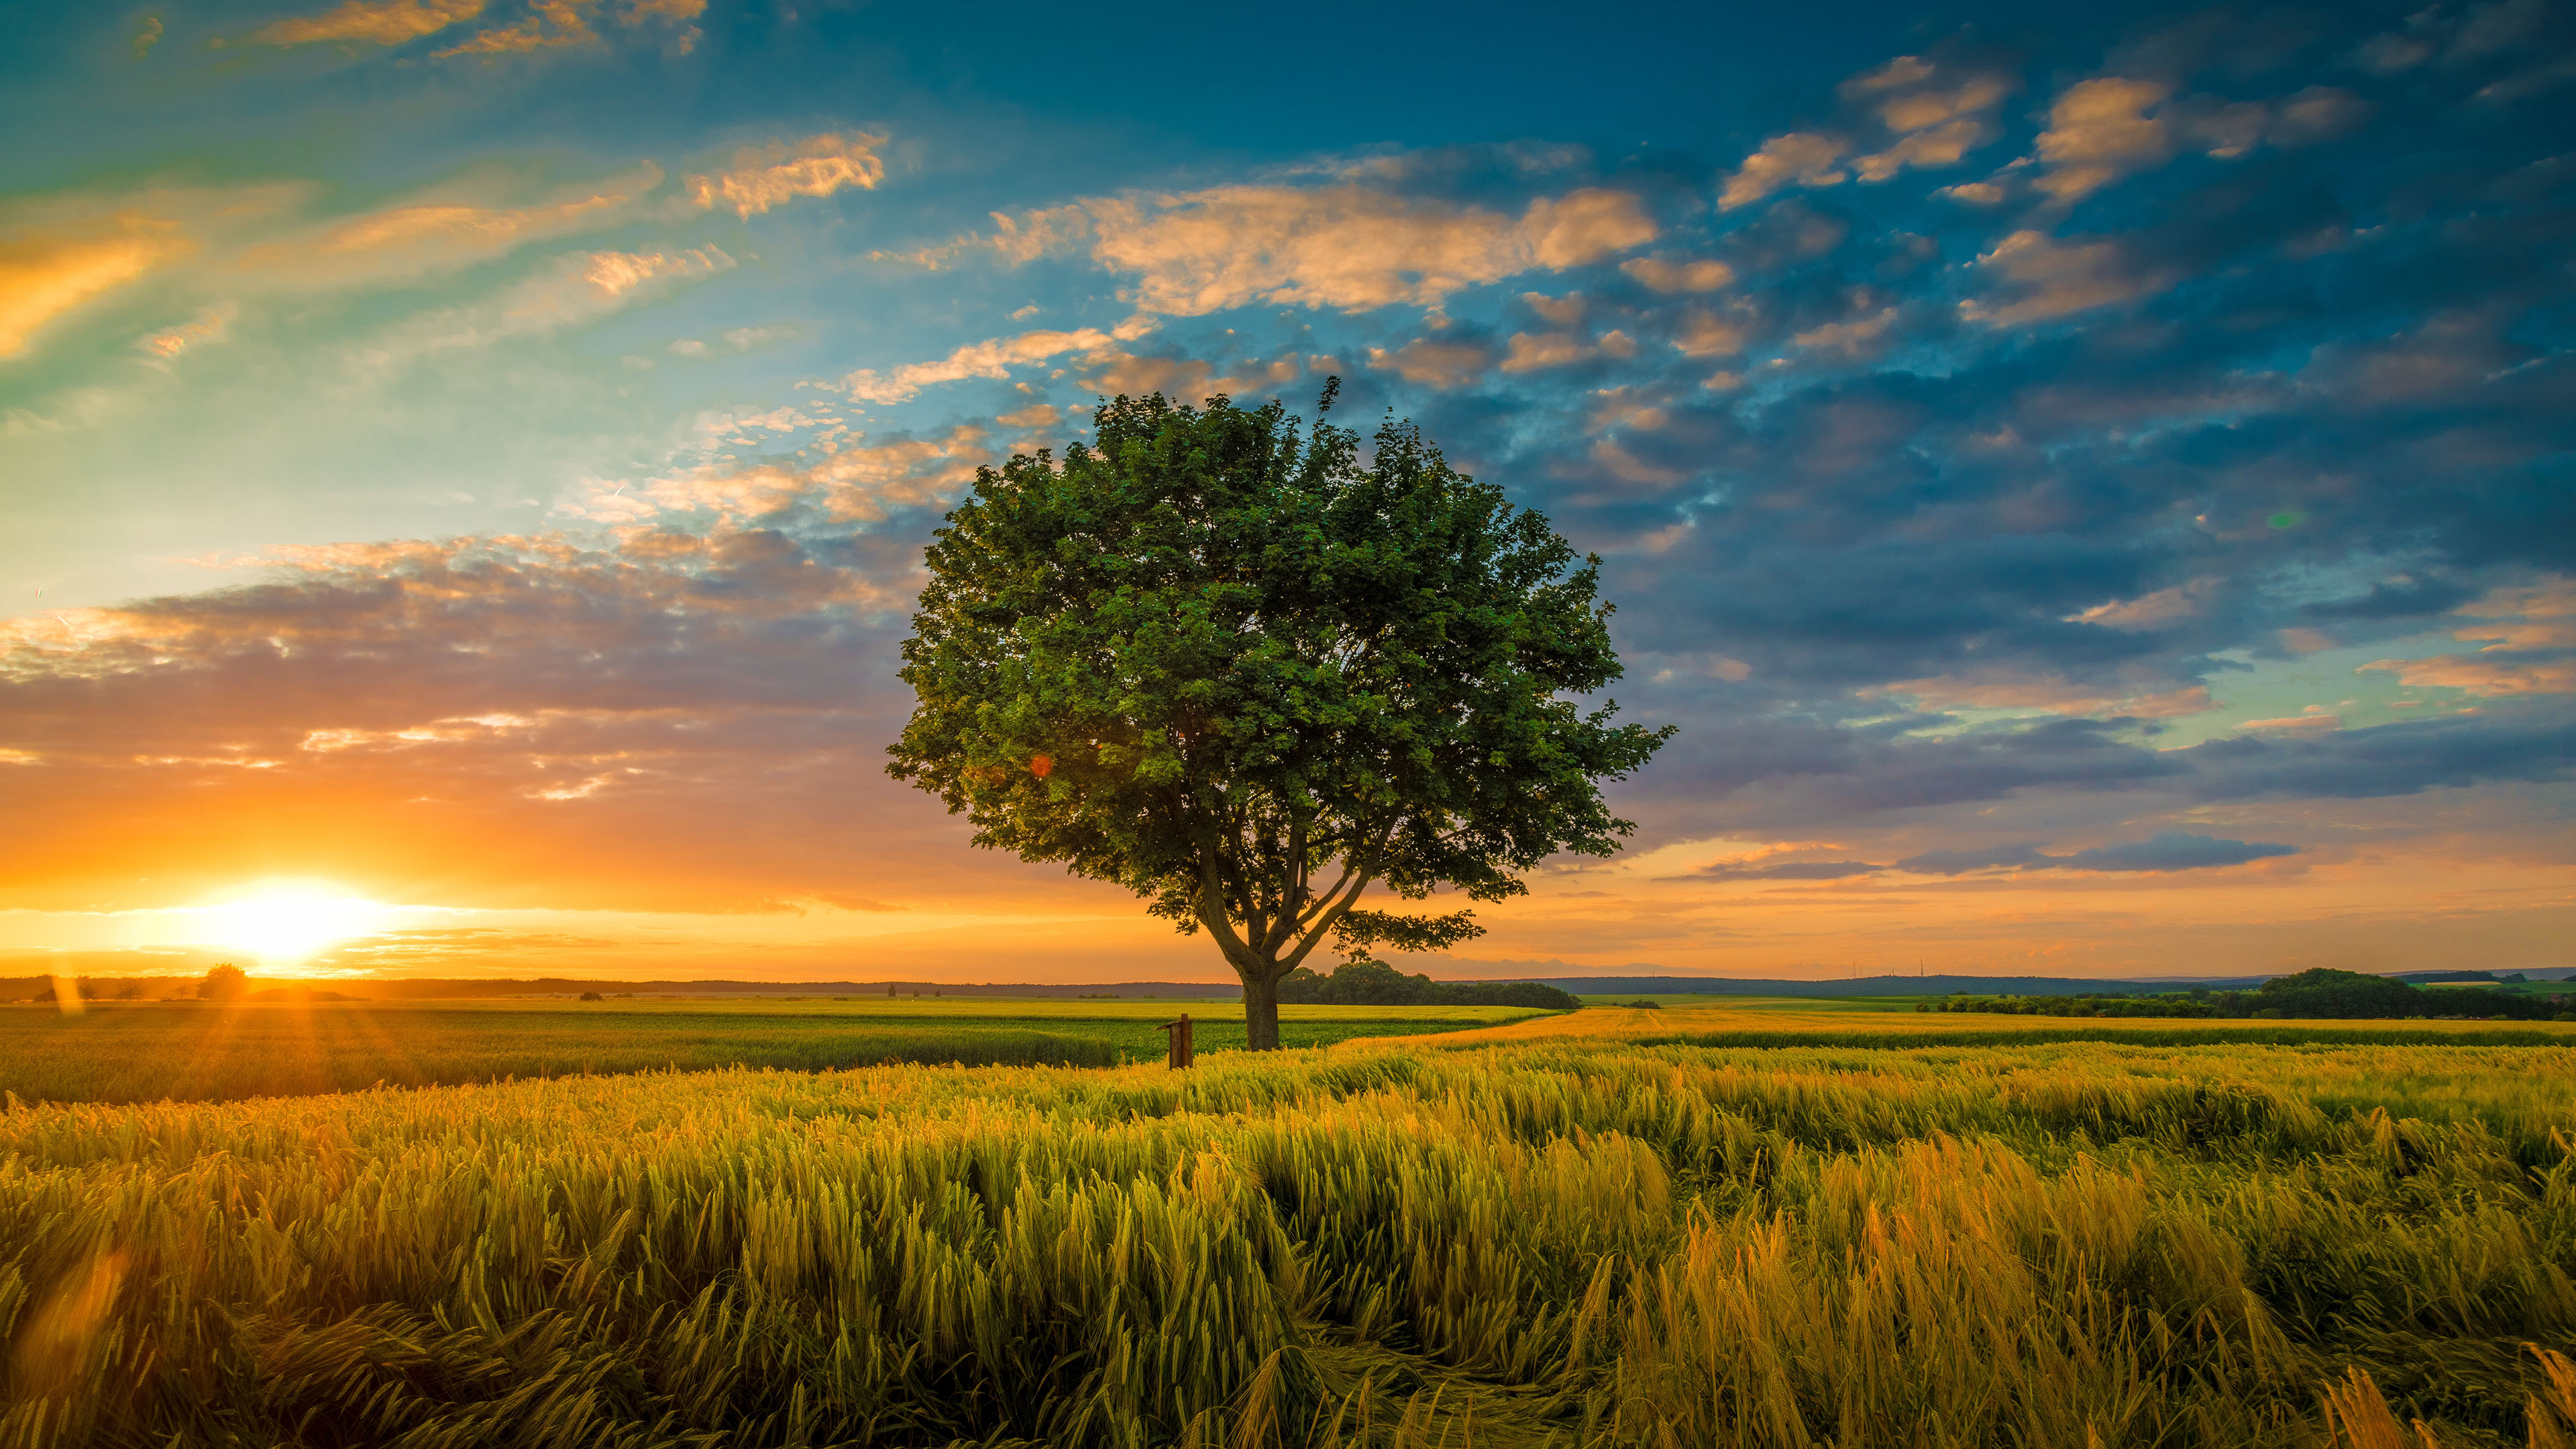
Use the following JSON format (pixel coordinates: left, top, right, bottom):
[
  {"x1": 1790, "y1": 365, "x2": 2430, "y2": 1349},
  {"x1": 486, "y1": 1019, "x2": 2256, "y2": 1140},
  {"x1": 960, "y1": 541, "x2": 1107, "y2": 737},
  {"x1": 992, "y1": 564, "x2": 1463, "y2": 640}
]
[{"x1": 194, "y1": 882, "x2": 388, "y2": 966}]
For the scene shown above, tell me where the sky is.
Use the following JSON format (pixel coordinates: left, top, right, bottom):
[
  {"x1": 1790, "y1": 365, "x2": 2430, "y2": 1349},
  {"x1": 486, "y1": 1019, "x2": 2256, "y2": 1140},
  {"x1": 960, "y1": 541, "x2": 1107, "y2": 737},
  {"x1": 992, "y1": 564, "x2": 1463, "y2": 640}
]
[{"x1": 1, "y1": 0, "x2": 2571, "y2": 984}]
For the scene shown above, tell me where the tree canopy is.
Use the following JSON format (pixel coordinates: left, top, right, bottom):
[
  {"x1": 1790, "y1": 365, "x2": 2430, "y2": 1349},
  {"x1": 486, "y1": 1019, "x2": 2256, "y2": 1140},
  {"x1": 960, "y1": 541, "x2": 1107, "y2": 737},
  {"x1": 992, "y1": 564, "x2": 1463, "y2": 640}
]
[{"x1": 887, "y1": 387, "x2": 1670, "y2": 1046}]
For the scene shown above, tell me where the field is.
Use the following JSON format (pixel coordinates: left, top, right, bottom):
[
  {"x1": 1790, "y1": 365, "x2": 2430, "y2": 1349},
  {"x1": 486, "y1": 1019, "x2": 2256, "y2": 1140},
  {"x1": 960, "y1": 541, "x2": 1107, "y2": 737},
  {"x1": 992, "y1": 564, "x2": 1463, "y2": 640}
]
[
  {"x1": 3, "y1": 1002, "x2": 2575, "y2": 1447},
  {"x1": 0, "y1": 997, "x2": 1544, "y2": 1104}
]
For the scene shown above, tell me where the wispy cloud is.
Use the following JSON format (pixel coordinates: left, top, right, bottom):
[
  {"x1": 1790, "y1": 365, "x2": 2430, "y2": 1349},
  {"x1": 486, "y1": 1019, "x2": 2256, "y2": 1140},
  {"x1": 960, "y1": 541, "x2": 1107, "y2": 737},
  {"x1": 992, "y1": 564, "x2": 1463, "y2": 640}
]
[
  {"x1": 687, "y1": 133, "x2": 887, "y2": 219},
  {"x1": 367, "y1": 246, "x2": 735, "y2": 360},
  {"x1": 0, "y1": 212, "x2": 188, "y2": 358},
  {"x1": 843, "y1": 321, "x2": 1149, "y2": 403},
  {"x1": 890, "y1": 172, "x2": 1657, "y2": 317},
  {"x1": 250, "y1": 0, "x2": 704, "y2": 56},
  {"x1": 251, "y1": 0, "x2": 485, "y2": 46}
]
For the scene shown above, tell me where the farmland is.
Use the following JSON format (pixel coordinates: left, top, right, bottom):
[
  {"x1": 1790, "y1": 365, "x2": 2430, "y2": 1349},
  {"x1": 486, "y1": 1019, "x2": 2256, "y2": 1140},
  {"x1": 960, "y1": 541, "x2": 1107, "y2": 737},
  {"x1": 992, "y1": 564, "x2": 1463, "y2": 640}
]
[
  {"x1": 3, "y1": 999, "x2": 2574, "y2": 1446},
  {"x1": 0, "y1": 996, "x2": 1543, "y2": 1105}
]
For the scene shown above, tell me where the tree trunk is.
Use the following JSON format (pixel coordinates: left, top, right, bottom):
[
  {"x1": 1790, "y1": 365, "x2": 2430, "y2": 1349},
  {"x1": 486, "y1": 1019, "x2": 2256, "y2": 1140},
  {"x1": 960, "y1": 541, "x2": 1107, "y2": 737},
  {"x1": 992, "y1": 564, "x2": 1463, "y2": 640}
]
[{"x1": 1239, "y1": 965, "x2": 1282, "y2": 1051}]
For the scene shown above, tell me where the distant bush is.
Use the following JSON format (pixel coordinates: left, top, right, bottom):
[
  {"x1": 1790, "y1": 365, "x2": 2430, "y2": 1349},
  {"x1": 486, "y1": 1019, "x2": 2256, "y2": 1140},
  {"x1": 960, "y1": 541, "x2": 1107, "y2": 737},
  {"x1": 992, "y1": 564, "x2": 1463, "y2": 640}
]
[
  {"x1": 1933, "y1": 967, "x2": 2565, "y2": 1022},
  {"x1": 1623, "y1": 999, "x2": 1663, "y2": 1010},
  {"x1": 1276, "y1": 956, "x2": 1578, "y2": 1010},
  {"x1": 579, "y1": 991, "x2": 604, "y2": 1002}
]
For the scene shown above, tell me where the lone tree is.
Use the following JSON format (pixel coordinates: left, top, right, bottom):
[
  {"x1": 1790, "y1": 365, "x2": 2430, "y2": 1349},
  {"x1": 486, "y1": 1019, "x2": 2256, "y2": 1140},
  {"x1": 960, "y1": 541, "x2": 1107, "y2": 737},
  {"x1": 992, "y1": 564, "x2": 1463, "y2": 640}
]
[
  {"x1": 199, "y1": 963, "x2": 247, "y2": 1002},
  {"x1": 888, "y1": 387, "x2": 1671, "y2": 1048}
]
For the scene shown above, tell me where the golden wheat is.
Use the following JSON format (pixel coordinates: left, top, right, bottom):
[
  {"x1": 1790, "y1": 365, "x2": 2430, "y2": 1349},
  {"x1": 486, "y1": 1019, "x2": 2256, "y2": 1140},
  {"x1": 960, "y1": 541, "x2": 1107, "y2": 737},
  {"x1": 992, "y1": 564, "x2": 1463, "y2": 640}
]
[{"x1": 3, "y1": 1032, "x2": 2571, "y2": 1447}]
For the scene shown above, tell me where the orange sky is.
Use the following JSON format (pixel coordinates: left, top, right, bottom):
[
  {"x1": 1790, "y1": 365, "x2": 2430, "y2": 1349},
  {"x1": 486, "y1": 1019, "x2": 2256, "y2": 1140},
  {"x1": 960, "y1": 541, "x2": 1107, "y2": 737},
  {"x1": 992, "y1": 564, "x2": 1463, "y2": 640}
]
[{"x1": 5, "y1": 1, "x2": 2574, "y2": 985}]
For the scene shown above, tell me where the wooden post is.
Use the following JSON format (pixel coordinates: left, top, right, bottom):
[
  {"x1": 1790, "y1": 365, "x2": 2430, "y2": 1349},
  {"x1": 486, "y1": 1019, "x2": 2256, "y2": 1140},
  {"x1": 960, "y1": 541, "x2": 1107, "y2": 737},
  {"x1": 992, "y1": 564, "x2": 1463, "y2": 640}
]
[{"x1": 1157, "y1": 1012, "x2": 1193, "y2": 1069}]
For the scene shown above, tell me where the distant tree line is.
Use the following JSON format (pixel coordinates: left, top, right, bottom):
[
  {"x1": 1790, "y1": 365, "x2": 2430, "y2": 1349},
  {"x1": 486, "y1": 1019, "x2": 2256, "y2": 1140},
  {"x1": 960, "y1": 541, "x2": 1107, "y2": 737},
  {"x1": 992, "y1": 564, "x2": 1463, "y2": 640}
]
[
  {"x1": 1925, "y1": 968, "x2": 2573, "y2": 1021},
  {"x1": 1277, "y1": 955, "x2": 1580, "y2": 1010}
]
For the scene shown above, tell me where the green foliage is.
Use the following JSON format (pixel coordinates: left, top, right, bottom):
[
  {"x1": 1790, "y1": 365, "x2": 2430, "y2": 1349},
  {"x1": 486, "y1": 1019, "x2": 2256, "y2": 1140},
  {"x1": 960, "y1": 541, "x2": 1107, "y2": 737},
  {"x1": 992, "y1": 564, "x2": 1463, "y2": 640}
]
[
  {"x1": 195, "y1": 962, "x2": 246, "y2": 1002},
  {"x1": 1623, "y1": 998, "x2": 1662, "y2": 1010},
  {"x1": 3, "y1": 1037, "x2": 2573, "y2": 1446},
  {"x1": 886, "y1": 388, "x2": 1669, "y2": 1045},
  {"x1": 1275, "y1": 953, "x2": 1580, "y2": 1010}
]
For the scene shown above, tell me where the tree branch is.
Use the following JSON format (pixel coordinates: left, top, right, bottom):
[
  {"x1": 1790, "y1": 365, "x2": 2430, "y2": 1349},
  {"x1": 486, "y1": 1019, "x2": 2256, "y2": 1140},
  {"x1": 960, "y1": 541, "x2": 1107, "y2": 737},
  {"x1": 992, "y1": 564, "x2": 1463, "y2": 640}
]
[{"x1": 1272, "y1": 818, "x2": 1399, "y2": 977}]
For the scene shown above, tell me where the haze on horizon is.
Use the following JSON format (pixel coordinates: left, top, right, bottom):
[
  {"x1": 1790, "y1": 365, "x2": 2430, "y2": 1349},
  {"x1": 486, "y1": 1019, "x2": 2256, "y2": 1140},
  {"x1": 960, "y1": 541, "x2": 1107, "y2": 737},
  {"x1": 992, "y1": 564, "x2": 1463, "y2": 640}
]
[{"x1": 1, "y1": 0, "x2": 2570, "y2": 985}]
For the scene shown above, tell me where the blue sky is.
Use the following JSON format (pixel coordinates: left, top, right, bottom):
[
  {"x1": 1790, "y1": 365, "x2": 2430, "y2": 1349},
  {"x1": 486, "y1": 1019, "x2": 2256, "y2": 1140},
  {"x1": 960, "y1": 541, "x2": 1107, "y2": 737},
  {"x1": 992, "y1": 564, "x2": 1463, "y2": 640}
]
[{"x1": 2, "y1": 0, "x2": 2571, "y2": 981}]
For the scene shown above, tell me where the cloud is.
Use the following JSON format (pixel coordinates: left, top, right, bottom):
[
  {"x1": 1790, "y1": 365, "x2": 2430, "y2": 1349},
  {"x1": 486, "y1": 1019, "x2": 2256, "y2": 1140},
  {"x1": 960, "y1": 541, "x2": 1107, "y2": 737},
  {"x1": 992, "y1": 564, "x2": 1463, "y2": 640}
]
[
  {"x1": 1896, "y1": 833, "x2": 2297, "y2": 874},
  {"x1": 252, "y1": 0, "x2": 703, "y2": 56},
  {"x1": 1882, "y1": 674, "x2": 2215, "y2": 720},
  {"x1": 1621, "y1": 255, "x2": 1735, "y2": 293},
  {"x1": 1670, "y1": 307, "x2": 1750, "y2": 358},
  {"x1": 1694, "y1": 859, "x2": 1884, "y2": 881},
  {"x1": 260, "y1": 164, "x2": 665, "y2": 285},
  {"x1": 1892, "y1": 842, "x2": 2052, "y2": 874},
  {"x1": 1501, "y1": 331, "x2": 1599, "y2": 373},
  {"x1": 1679, "y1": 830, "x2": 2302, "y2": 880},
  {"x1": 2057, "y1": 833, "x2": 2299, "y2": 871},
  {"x1": 2068, "y1": 579, "x2": 2218, "y2": 631},
  {"x1": 0, "y1": 212, "x2": 188, "y2": 358},
  {"x1": 1368, "y1": 335, "x2": 1495, "y2": 388},
  {"x1": 1958, "y1": 229, "x2": 2184, "y2": 327},
  {"x1": 877, "y1": 205, "x2": 1091, "y2": 270},
  {"x1": 844, "y1": 325, "x2": 1132, "y2": 404},
  {"x1": 2029, "y1": 76, "x2": 2370, "y2": 201},
  {"x1": 138, "y1": 305, "x2": 236, "y2": 364},
  {"x1": 1084, "y1": 182, "x2": 1654, "y2": 315},
  {"x1": 433, "y1": 0, "x2": 601, "y2": 55},
  {"x1": 251, "y1": 0, "x2": 484, "y2": 46},
  {"x1": 580, "y1": 423, "x2": 993, "y2": 525},
  {"x1": 2031, "y1": 77, "x2": 2176, "y2": 201},
  {"x1": 2238, "y1": 709, "x2": 2342, "y2": 731},
  {"x1": 2359, "y1": 655, "x2": 2575, "y2": 696},
  {"x1": 1719, "y1": 48, "x2": 2019, "y2": 209},
  {"x1": 687, "y1": 133, "x2": 888, "y2": 219},
  {"x1": 373, "y1": 246, "x2": 735, "y2": 359},
  {"x1": 1719, "y1": 133, "x2": 1849, "y2": 211},
  {"x1": 1080, "y1": 349, "x2": 1307, "y2": 402}
]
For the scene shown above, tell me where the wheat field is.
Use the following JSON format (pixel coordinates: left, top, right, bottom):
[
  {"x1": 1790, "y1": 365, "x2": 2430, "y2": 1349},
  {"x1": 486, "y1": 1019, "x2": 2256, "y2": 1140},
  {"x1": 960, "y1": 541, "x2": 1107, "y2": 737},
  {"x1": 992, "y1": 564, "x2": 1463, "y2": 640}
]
[{"x1": 4, "y1": 1028, "x2": 2574, "y2": 1447}]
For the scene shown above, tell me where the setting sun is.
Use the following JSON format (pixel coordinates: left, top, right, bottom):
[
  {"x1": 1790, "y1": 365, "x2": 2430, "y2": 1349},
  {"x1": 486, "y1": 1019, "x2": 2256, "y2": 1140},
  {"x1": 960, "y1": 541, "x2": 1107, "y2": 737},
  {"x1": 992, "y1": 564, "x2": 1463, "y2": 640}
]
[{"x1": 189, "y1": 883, "x2": 388, "y2": 966}]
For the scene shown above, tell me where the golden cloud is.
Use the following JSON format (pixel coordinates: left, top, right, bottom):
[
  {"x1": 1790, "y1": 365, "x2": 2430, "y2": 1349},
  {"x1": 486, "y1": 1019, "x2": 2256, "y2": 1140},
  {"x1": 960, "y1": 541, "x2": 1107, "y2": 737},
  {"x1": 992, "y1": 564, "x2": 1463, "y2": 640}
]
[
  {"x1": 2360, "y1": 655, "x2": 2576, "y2": 696},
  {"x1": 687, "y1": 133, "x2": 888, "y2": 219},
  {"x1": 1085, "y1": 183, "x2": 1654, "y2": 316},
  {"x1": 2028, "y1": 77, "x2": 2371, "y2": 202},
  {"x1": 1721, "y1": 52, "x2": 2018, "y2": 210},
  {"x1": 252, "y1": 0, "x2": 484, "y2": 45},
  {"x1": 1719, "y1": 133, "x2": 1849, "y2": 211},
  {"x1": 214, "y1": 163, "x2": 667, "y2": 296},
  {"x1": 844, "y1": 325, "x2": 1128, "y2": 404},
  {"x1": 574, "y1": 423, "x2": 994, "y2": 526},
  {"x1": 0, "y1": 213, "x2": 188, "y2": 358},
  {"x1": 2033, "y1": 78, "x2": 2177, "y2": 201}
]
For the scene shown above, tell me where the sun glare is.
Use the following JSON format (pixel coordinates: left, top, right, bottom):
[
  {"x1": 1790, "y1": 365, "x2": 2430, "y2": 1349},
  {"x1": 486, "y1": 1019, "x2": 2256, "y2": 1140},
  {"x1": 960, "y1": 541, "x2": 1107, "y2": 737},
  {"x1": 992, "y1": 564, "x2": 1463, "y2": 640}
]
[{"x1": 193, "y1": 883, "x2": 388, "y2": 966}]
